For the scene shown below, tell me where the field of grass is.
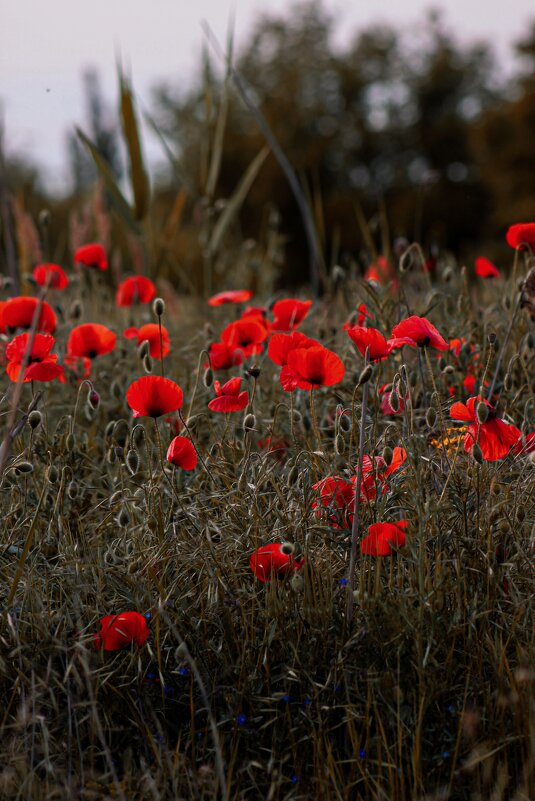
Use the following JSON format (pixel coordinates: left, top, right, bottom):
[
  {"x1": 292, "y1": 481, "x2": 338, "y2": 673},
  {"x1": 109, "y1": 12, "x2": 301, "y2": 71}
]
[{"x1": 0, "y1": 239, "x2": 534, "y2": 800}]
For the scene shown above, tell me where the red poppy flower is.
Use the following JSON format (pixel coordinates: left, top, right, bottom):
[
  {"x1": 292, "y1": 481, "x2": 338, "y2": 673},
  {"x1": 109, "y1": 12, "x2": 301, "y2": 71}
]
[
  {"x1": 353, "y1": 446, "x2": 407, "y2": 502},
  {"x1": 257, "y1": 435, "x2": 288, "y2": 460},
  {"x1": 166, "y1": 436, "x2": 197, "y2": 470},
  {"x1": 364, "y1": 255, "x2": 396, "y2": 286},
  {"x1": 342, "y1": 303, "x2": 373, "y2": 330},
  {"x1": 208, "y1": 377, "x2": 249, "y2": 412},
  {"x1": 0, "y1": 296, "x2": 57, "y2": 334},
  {"x1": 391, "y1": 316, "x2": 448, "y2": 350},
  {"x1": 280, "y1": 345, "x2": 345, "y2": 391},
  {"x1": 207, "y1": 341, "x2": 245, "y2": 371},
  {"x1": 67, "y1": 324, "x2": 116, "y2": 359},
  {"x1": 74, "y1": 243, "x2": 108, "y2": 270},
  {"x1": 5, "y1": 333, "x2": 64, "y2": 383},
  {"x1": 450, "y1": 397, "x2": 521, "y2": 461},
  {"x1": 32, "y1": 263, "x2": 69, "y2": 290},
  {"x1": 240, "y1": 305, "x2": 267, "y2": 320},
  {"x1": 475, "y1": 257, "x2": 500, "y2": 279},
  {"x1": 126, "y1": 376, "x2": 183, "y2": 418},
  {"x1": 271, "y1": 298, "x2": 312, "y2": 331},
  {"x1": 116, "y1": 276, "x2": 157, "y2": 306},
  {"x1": 208, "y1": 289, "x2": 253, "y2": 307},
  {"x1": 506, "y1": 223, "x2": 535, "y2": 251},
  {"x1": 249, "y1": 543, "x2": 304, "y2": 583},
  {"x1": 512, "y1": 432, "x2": 535, "y2": 456},
  {"x1": 93, "y1": 611, "x2": 149, "y2": 651},
  {"x1": 220, "y1": 319, "x2": 267, "y2": 359},
  {"x1": 267, "y1": 331, "x2": 319, "y2": 366},
  {"x1": 311, "y1": 476, "x2": 355, "y2": 529},
  {"x1": 347, "y1": 325, "x2": 411, "y2": 362},
  {"x1": 360, "y1": 520, "x2": 408, "y2": 556},
  {"x1": 123, "y1": 324, "x2": 170, "y2": 358}
]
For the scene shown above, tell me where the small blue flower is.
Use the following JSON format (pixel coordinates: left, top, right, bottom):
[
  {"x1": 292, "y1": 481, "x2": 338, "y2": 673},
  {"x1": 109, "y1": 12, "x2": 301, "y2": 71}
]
[
  {"x1": 303, "y1": 696, "x2": 312, "y2": 706},
  {"x1": 338, "y1": 578, "x2": 348, "y2": 586},
  {"x1": 236, "y1": 713, "x2": 247, "y2": 726},
  {"x1": 447, "y1": 704, "x2": 455, "y2": 714},
  {"x1": 358, "y1": 748, "x2": 366, "y2": 759},
  {"x1": 147, "y1": 672, "x2": 157, "y2": 680},
  {"x1": 280, "y1": 694, "x2": 290, "y2": 702},
  {"x1": 291, "y1": 774, "x2": 298, "y2": 784},
  {"x1": 144, "y1": 612, "x2": 152, "y2": 620},
  {"x1": 154, "y1": 734, "x2": 165, "y2": 744},
  {"x1": 164, "y1": 685, "x2": 171, "y2": 695},
  {"x1": 441, "y1": 751, "x2": 450, "y2": 760},
  {"x1": 179, "y1": 667, "x2": 189, "y2": 676}
]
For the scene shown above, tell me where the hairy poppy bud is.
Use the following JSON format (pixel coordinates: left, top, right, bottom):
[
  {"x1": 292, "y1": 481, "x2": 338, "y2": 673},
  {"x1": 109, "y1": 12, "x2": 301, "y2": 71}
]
[
  {"x1": 426, "y1": 408, "x2": 437, "y2": 428},
  {"x1": 290, "y1": 573, "x2": 304, "y2": 592},
  {"x1": 105, "y1": 420, "x2": 116, "y2": 440},
  {"x1": 526, "y1": 333, "x2": 535, "y2": 349},
  {"x1": 335, "y1": 434, "x2": 345, "y2": 455},
  {"x1": 143, "y1": 354, "x2": 153, "y2": 374},
  {"x1": 281, "y1": 542, "x2": 296, "y2": 555},
  {"x1": 382, "y1": 446, "x2": 393, "y2": 465},
  {"x1": 203, "y1": 367, "x2": 213, "y2": 388},
  {"x1": 69, "y1": 300, "x2": 83, "y2": 321},
  {"x1": 247, "y1": 365, "x2": 261, "y2": 379},
  {"x1": 137, "y1": 339, "x2": 150, "y2": 359},
  {"x1": 358, "y1": 365, "x2": 373, "y2": 386},
  {"x1": 107, "y1": 447, "x2": 117, "y2": 464},
  {"x1": 88, "y1": 390, "x2": 100, "y2": 410},
  {"x1": 476, "y1": 402, "x2": 489, "y2": 423},
  {"x1": 67, "y1": 480, "x2": 78, "y2": 499},
  {"x1": 28, "y1": 410, "x2": 42, "y2": 429},
  {"x1": 502, "y1": 295, "x2": 511, "y2": 312},
  {"x1": 302, "y1": 413, "x2": 311, "y2": 431},
  {"x1": 244, "y1": 413, "x2": 256, "y2": 431},
  {"x1": 331, "y1": 264, "x2": 346, "y2": 287},
  {"x1": 409, "y1": 370, "x2": 418, "y2": 387},
  {"x1": 488, "y1": 332, "x2": 497, "y2": 346},
  {"x1": 472, "y1": 443, "x2": 484, "y2": 464},
  {"x1": 15, "y1": 461, "x2": 34, "y2": 474},
  {"x1": 287, "y1": 464, "x2": 299, "y2": 486},
  {"x1": 504, "y1": 373, "x2": 513, "y2": 392},
  {"x1": 389, "y1": 392, "x2": 400, "y2": 412},
  {"x1": 339, "y1": 414, "x2": 351, "y2": 432},
  {"x1": 291, "y1": 409, "x2": 302, "y2": 423},
  {"x1": 442, "y1": 364, "x2": 455, "y2": 375},
  {"x1": 126, "y1": 449, "x2": 140, "y2": 475},
  {"x1": 118, "y1": 506, "x2": 130, "y2": 527},
  {"x1": 153, "y1": 297, "x2": 165, "y2": 317},
  {"x1": 46, "y1": 465, "x2": 59, "y2": 484},
  {"x1": 65, "y1": 432, "x2": 76, "y2": 452},
  {"x1": 175, "y1": 642, "x2": 188, "y2": 660},
  {"x1": 442, "y1": 266, "x2": 453, "y2": 283}
]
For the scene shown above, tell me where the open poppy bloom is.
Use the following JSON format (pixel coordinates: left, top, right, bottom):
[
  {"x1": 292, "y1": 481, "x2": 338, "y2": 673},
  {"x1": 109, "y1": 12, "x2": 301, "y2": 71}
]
[
  {"x1": 220, "y1": 319, "x2": 268, "y2": 359},
  {"x1": 512, "y1": 432, "x2": 535, "y2": 456},
  {"x1": 127, "y1": 376, "x2": 184, "y2": 418},
  {"x1": 208, "y1": 377, "x2": 249, "y2": 412},
  {"x1": 355, "y1": 446, "x2": 407, "y2": 502},
  {"x1": 67, "y1": 323, "x2": 116, "y2": 359},
  {"x1": 280, "y1": 345, "x2": 345, "y2": 391},
  {"x1": 311, "y1": 476, "x2": 355, "y2": 529},
  {"x1": 0, "y1": 296, "x2": 57, "y2": 334},
  {"x1": 116, "y1": 276, "x2": 156, "y2": 306},
  {"x1": 360, "y1": 520, "x2": 409, "y2": 556},
  {"x1": 364, "y1": 255, "x2": 396, "y2": 286},
  {"x1": 6, "y1": 333, "x2": 64, "y2": 383},
  {"x1": 206, "y1": 341, "x2": 245, "y2": 371},
  {"x1": 391, "y1": 316, "x2": 448, "y2": 350},
  {"x1": 475, "y1": 257, "x2": 500, "y2": 279},
  {"x1": 249, "y1": 543, "x2": 304, "y2": 583},
  {"x1": 124, "y1": 324, "x2": 170, "y2": 359},
  {"x1": 93, "y1": 611, "x2": 149, "y2": 651},
  {"x1": 74, "y1": 243, "x2": 108, "y2": 270},
  {"x1": 450, "y1": 396, "x2": 521, "y2": 461},
  {"x1": 271, "y1": 298, "x2": 312, "y2": 331},
  {"x1": 267, "y1": 331, "x2": 319, "y2": 367},
  {"x1": 506, "y1": 223, "x2": 535, "y2": 251},
  {"x1": 208, "y1": 289, "x2": 253, "y2": 307},
  {"x1": 166, "y1": 436, "x2": 197, "y2": 470},
  {"x1": 347, "y1": 325, "x2": 411, "y2": 362},
  {"x1": 32, "y1": 263, "x2": 69, "y2": 290}
]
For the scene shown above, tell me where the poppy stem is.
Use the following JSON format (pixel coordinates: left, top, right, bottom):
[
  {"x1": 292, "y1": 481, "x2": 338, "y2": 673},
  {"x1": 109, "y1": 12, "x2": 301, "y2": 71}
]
[
  {"x1": 487, "y1": 290, "x2": 522, "y2": 399},
  {"x1": 178, "y1": 410, "x2": 215, "y2": 483},
  {"x1": 346, "y1": 355, "x2": 370, "y2": 628},
  {"x1": 309, "y1": 389, "x2": 321, "y2": 450},
  {"x1": 157, "y1": 316, "x2": 165, "y2": 378},
  {"x1": 186, "y1": 350, "x2": 211, "y2": 421}
]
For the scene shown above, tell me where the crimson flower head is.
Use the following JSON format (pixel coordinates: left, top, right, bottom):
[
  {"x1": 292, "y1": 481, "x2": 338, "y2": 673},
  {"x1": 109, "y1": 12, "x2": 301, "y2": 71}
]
[
  {"x1": 116, "y1": 276, "x2": 156, "y2": 307},
  {"x1": 360, "y1": 521, "x2": 409, "y2": 556},
  {"x1": 166, "y1": 436, "x2": 197, "y2": 470},
  {"x1": 311, "y1": 476, "x2": 355, "y2": 529},
  {"x1": 347, "y1": 325, "x2": 411, "y2": 362},
  {"x1": 208, "y1": 377, "x2": 249, "y2": 412},
  {"x1": 271, "y1": 298, "x2": 312, "y2": 331},
  {"x1": 391, "y1": 315, "x2": 448, "y2": 350},
  {"x1": 506, "y1": 223, "x2": 535, "y2": 251},
  {"x1": 280, "y1": 345, "x2": 345, "y2": 391},
  {"x1": 450, "y1": 396, "x2": 521, "y2": 461},
  {"x1": 67, "y1": 323, "x2": 116, "y2": 359},
  {"x1": 207, "y1": 341, "x2": 245, "y2": 371},
  {"x1": 0, "y1": 296, "x2": 56, "y2": 334},
  {"x1": 6, "y1": 333, "x2": 64, "y2": 383},
  {"x1": 124, "y1": 324, "x2": 170, "y2": 358},
  {"x1": 267, "y1": 331, "x2": 319, "y2": 367},
  {"x1": 364, "y1": 255, "x2": 396, "y2": 286},
  {"x1": 475, "y1": 257, "x2": 500, "y2": 279},
  {"x1": 220, "y1": 319, "x2": 268, "y2": 359},
  {"x1": 93, "y1": 611, "x2": 149, "y2": 651},
  {"x1": 32, "y1": 263, "x2": 68, "y2": 290},
  {"x1": 74, "y1": 243, "x2": 108, "y2": 270},
  {"x1": 208, "y1": 289, "x2": 253, "y2": 307},
  {"x1": 127, "y1": 376, "x2": 183, "y2": 418},
  {"x1": 249, "y1": 543, "x2": 304, "y2": 583}
]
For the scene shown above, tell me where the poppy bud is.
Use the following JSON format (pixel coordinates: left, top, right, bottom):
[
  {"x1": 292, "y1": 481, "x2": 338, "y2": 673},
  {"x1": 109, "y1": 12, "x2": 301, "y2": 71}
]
[
  {"x1": 203, "y1": 367, "x2": 213, "y2": 388},
  {"x1": 291, "y1": 409, "x2": 302, "y2": 423},
  {"x1": 389, "y1": 392, "x2": 400, "y2": 412},
  {"x1": 339, "y1": 414, "x2": 351, "y2": 432},
  {"x1": 118, "y1": 506, "x2": 130, "y2": 527},
  {"x1": 247, "y1": 365, "x2": 261, "y2": 379},
  {"x1": 357, "y1": 365, "x2": 373, "y2": 388},
  {"x1": 137, "y1": 339, "x2": 150, "y2": 359},
  {"x1": 28, "y1": 410, "x2": 42, "y2": 429},
  {"x1": 46, "y1": 465, "x2": 59, "y2": 484},
  {"x1": 409, "y1": 370, "x2": 418, "y2": 387},
  {"x1": 107, "y1": 447, "x2": 117, "y2": 464},
  {"x1": 143, "y1": 354, "x2": 153, "y2": 374},
  {"x1": 66, "y1": 432, "x2": 76, "y2": 452},
  {"x1": 185, "y1": 415, "x2": 199, "y2": 430},
  {"x1": 153, "y1": 297, "x2": 165, "y2": 317},
  {"x1": 244, "y1": 413, "x2": 256, "y2": 431},
  {"x1": 442, "y1": 364, "x2": 455, "y2": 375},
  {"x1": 488, "y1": 332, "x2": 497, "y2": 345},
  {"x1": 15, "y1": 461, "x2": 34, "y2": 474},
  {"x1": 290, "y1": 573, "x2": 304, "y2": 592},
  {"x1": 105, "y1": 420, "x2": 116, "y2": 440},
  {"x1": 88, "y1": 390, "x2": 100, "y2": 410},
  {"x1": 287, "y1": 464, "x2": 299, "y2": 486},
  {"x1": 438, "y1": 356, "x2": 447, "y2": 371},
  {"x1": 335, "y1": 434, "x2": 345, "y2": 455},
  {"x1": 426, "y1": 408, "x2": 437, "y2": 428},
  {"x1": 67, "y1": 480, "x2": 78, "y2": 499},
  {"x1": 69, "y1": 300, "x2": 83, "y2": 321},
  {"x1": 472, "y1": 443, "x2": 484, "y2": 464},
  {"x1": 476, "y1": 402, "x2": 489, "y2": 423},
  {"x1": 126, "y1": 449, "x2": 140, "y2": 475},
  {"x1": 504, "y1": 373, "x2": 513, "y2": 392},
  {"x1": 175, "y1": 642, "x2": 188, "y2": 660},
  {"x1": 302, "y1": 413, "x2": 311, "y2": 431},
  {"x1": 382, "y1": 446, "x2": 393, "y2": 465},
  {"x1": 527, "y1": 333, "x2": 535, "y2": 349}
]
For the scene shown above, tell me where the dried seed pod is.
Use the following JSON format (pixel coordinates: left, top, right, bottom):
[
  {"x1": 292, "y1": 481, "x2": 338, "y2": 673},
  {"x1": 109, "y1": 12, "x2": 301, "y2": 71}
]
[
  {"x1": 247, "y1": 365, "x2": 261, "y2": 379},
  {"x1": 281, "y1": 542, "x2": 296, "y2": 555},
  {"x1": 28, "y1": 410, "x2": 42, "y2": 429},
  {"x1": 488, "y1": 332, "x2": 497, "y2": 346},
  {"x1": 153, "y1": 297, "x2": 165, "y2": 317}
]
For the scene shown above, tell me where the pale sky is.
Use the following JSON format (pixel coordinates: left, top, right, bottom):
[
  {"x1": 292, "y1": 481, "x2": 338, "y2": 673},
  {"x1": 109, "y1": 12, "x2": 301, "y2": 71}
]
[{"x1": 2, "y1": 0, "x2": 534, "y2": 193}]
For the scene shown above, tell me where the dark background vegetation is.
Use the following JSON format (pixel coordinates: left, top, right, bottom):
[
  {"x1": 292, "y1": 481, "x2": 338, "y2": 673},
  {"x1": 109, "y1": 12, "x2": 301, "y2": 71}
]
[{"x1": 3, "y1": 1, "x2": 535, "y2": 289}]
